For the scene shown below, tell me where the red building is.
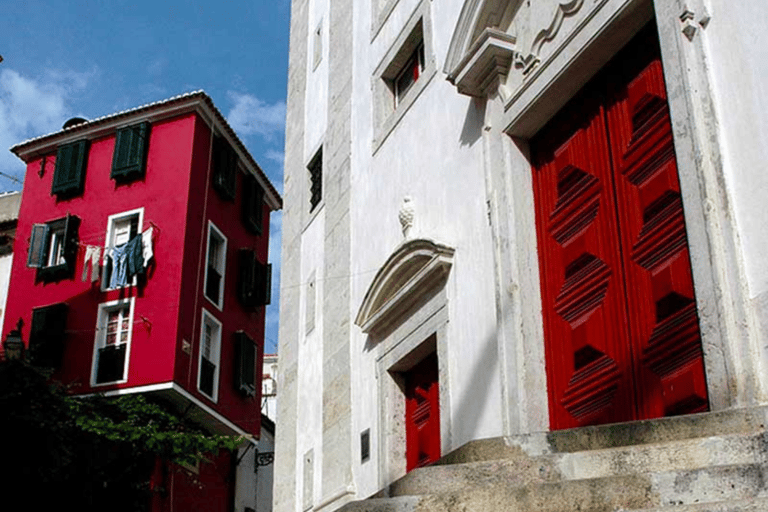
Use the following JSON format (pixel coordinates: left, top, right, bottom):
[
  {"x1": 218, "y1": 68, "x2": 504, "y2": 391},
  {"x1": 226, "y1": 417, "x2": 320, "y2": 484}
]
[{"x1": 4, "y1": 91, "x2": 280, "y2": 510}]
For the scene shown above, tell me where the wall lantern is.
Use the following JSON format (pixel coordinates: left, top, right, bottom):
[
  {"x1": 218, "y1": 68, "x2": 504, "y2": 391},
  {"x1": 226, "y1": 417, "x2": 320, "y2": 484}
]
[{"x1": 3, "y1": 319, "x2": 24, "y2": 361}]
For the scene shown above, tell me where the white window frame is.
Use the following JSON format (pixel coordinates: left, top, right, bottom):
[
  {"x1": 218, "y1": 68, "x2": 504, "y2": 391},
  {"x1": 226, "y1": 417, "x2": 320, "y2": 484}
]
[
  {"x1": 102, "y1": 207, "x2": 144, "y2": 291},
  {"x1": 204, "y1": 221, "x2": 227, "y2": 310},
  {"x1": 197, "y1": 308, "x2": 222, "y2": 402},
  {"x1": 90, "y1": 297, "x2": 135, "y2": 387}
]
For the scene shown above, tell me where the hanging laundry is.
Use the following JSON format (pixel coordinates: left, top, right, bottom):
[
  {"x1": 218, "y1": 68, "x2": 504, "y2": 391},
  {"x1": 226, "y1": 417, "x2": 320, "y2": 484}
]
[
  {"x1": 109, "y1": 242, "x2": 132, "y2": 289},
  {"x1": 126, "y1": 232, "x2": 144, "y2": 278},
  {"x1": 81, "y1": 245, "x2": 102, "y2": 283},
  {"x1": 141, "y1": 226, "x2": 154, "y2": 268}
]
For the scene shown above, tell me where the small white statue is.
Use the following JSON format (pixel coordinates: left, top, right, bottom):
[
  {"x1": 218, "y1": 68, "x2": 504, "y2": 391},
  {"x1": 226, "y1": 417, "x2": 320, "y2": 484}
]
[{"x1": 398, "y1": 195, "x2": 415, "y2": 239}]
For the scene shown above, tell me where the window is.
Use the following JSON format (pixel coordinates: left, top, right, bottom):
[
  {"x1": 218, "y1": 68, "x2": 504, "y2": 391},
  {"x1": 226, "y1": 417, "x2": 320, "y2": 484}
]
[
  {"x1": 102, "y1": 208, "x2": 143, "y2": 290},
  {"x1": 212, "y1": 136, "x2": 237, "y2": 201},
  {"x1": 92, "y1": 299, "x2": 133, "y2": 385},
  {"x1": 308, "y1": 148, "x2": 322, "y2": 211},
  {"x1": 242, "y1": 174, "x2": 264, "y2": 235},
  {"x1": 27, "y1": 214, "x2": 80, "y2": 282},
  {"x1": 233, "y1": 331, "x2": 257, "y2": 397},
  {"x1": 361, "y1": 429, "x2": 371, "y2": 463},
  {"x1": 198, "y1": 310, "x2": 222, "y2": 401},
  {"x1": 29, "y1": 303, "x2": 68, "y2": 369},
  {"x1": 372, "y1": 3, "x2": 435, "y2": 151},
  {"x1": 52, "y1": 139, "x2": 88, "y2": 197},
  {"x1": 205, "y1": 222, "x2": 227, "y2": 309},
  {"x1": 111, "y1": 122, "x2": 150, "y2": 181},
  {"x1": 394, "y1": 41, "x2": 424, "y2": 106},
  {"x1": 237, "y1": 249, "x2": 271, "y2": 308}
]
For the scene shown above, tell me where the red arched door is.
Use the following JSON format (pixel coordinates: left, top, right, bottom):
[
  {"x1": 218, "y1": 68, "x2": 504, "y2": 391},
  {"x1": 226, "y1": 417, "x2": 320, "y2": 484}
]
[{"x1": 531, "y1": 24, "x2": 709, "y2": 430}]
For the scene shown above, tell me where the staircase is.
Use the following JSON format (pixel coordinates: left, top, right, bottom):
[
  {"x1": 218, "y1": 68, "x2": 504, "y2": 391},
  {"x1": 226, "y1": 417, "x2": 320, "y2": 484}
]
[{"x1": 339, "y1": 407, "x2": 768, "y2": 511}]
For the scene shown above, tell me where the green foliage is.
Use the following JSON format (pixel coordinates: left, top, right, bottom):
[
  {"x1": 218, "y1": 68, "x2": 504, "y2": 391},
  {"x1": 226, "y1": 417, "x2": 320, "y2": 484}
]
[
  {"x1": 69, "y1": 393, "x2": 243, "y2": 465},
  {"x1": 0, "y1": 360, "x2": 243, "y2": 510}
]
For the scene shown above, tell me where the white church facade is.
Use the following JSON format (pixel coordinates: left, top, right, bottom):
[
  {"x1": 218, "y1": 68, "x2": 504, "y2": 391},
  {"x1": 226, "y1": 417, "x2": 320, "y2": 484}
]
[{"x1": 275, "y1": 0, "x2": 768, "y2": 510}]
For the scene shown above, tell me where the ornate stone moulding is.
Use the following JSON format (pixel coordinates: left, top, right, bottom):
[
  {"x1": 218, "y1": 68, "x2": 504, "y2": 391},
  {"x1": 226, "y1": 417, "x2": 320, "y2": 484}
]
[
  {"x1": 447, "y1": 28, "x2": 517, "y2": 98},
  {"x1": 355, "y1": 239, "x2": 455, "y2": 335}
]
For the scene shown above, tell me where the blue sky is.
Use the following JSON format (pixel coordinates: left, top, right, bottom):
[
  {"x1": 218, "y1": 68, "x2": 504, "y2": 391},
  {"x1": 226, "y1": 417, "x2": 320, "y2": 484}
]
[{"x1": 0, "y1": 0, "x2": 291, "y2": 353}]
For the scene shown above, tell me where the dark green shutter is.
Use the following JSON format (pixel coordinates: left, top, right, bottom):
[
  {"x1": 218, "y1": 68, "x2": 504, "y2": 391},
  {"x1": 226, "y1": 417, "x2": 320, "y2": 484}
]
[
  {"x1": 111, "y1": 122, "x2": 150, "y2": 180},
  {"x1": 233, "y1": 332, "x2": 256, "y2": 397},
  {"x1": 35, "y1": 215, "x2": 80, "y2": 282},
  {"x1": 29, "y1": 303, "x2": 68, "y2": 368},
  {"x1": 212, "y1": 136, "x2": 237, "y2": 201},
  {"x1": 62, "y1": 214, "x2": 80, "y2": 275},
  {"x1": 238, "y1": 249, "x2": 257, "y2": 307},
  {"x1": 27, "y1": 224, "x2": 48, "y2": 268},
  {"x1": 242, "y1": 174, "x2": 264, "y2": 235},
  {"x1": 255, "y1": 261, "x2": 271, "y2": 306},
  {"x1": 52, "y1": 140, "x2": 88, "y2": 197}
]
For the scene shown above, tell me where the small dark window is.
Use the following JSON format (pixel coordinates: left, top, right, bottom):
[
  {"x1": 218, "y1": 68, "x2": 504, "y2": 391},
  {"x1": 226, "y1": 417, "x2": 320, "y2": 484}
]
[
  {"x1": 242, "y1": 174, "x2": 264, "y2": 235},
  {"x1": 52, "y1": 140, "x2": 88, "y2": 197},
  {"x1": 308, "y1": 148, "x2": 322, "y2": 211},
  {"x1": 394, "y1": 41, "x2": 425, "y2": 105},
  {"x1": 233, "y1": 331, "x2": 257, "y2": 397},
  {"x1": 111, "y1": 122, "x2": 150, "y2": 181},
  {"x1": 95, "y1": 304, "x2": 131, "y2": 384},
  {"x1": 29, "y1": 303, "x2": 68, "y2": 369},
  {"x1": 212, "y1": 136, "x2": 237, "y2": 201},
  {"x1": 361, "y1": 429, "x2": 370, "y2": 463},
  {"x1": 95, "y1": 344, "x2": 127, "y2": 384},
  {"x1": 199, "y1": 358, "x2": 216, "y2": 397},
  {"x1": 238, "y1": 249, "x2": 271, "y2": 308},
  {"x1": 27, "y1": 215, "x2": 80, "y2": 282}
]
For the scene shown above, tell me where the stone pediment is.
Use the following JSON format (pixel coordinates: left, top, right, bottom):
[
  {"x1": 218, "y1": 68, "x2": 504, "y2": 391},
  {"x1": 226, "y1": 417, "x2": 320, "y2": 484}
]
[{"x1": 355, "y1": 239, "x2": 454, "y2": 335}]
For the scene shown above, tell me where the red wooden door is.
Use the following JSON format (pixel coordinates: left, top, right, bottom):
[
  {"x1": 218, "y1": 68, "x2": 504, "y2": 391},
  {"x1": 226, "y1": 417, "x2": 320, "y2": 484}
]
[
  {"x1": 532, "y1": 24, "x2": 709, "y2": 430},
  {"x1": 405, "y1": 352, "x2": 440, "y2": 471}
]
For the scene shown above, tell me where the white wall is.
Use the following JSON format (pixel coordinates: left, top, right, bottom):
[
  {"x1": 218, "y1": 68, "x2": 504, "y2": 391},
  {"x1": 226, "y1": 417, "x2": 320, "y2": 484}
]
[
  {"x1": 0, "y1": 253, "x2": 14, "y2": 334},
  {"x1": 347, "y1": 0, "x2": 502, "y2": 498},
  {"x1": 704, "y1": 1, "x2": 768, "y2": 298}
]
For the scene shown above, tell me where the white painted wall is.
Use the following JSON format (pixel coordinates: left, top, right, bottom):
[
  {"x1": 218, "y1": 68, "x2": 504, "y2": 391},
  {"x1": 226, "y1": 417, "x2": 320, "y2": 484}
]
[
  {"x1": 703, "y1": 1, "x2": 768, "y2": 298},
  {"x1": 262, "y1": 354, "x2": 279, "y2": 421},
  {"x1": 347, "y1": 0, "x2": 501, "y2": 498},
  {"x1": 297, "y1": 210, "x2": 325, "y2": 509},
  {"x1": 305, "y1": 0, "x2": 329, "y2": 158},
  {"x1": 0, "y1": 253, "x2": 13, "y2": 334},
  {"x1": 257, "y1": 427, "x2": 276, "y2": 512}
]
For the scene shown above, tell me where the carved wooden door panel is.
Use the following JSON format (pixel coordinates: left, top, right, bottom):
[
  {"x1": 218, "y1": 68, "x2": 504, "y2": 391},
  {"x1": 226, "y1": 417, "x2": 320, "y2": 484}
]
[
  {"x1": 532, "y1": 24, "x2": 709, "y2": 430},
  {"x1": 605, "y1": 30, "x2": 709, "y2": 420},
  {"x1": 405, "y1": 352, "x2": 441, "y2": 471}
]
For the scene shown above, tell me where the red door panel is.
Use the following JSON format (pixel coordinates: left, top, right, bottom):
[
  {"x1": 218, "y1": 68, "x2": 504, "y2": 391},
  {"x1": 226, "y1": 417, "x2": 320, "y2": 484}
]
[
  {"x1": 405, "y1": 352, "x2": 440, "y2": 471},
  {"x1": 532, "y1": 23, "x2": 709, "y2": 430},
  {"x1": 533, "y1": 89, "x2": 636, "y2": 430},
  {"x1": 605, "y1": 31, "x2": 709, "y2": 419}
]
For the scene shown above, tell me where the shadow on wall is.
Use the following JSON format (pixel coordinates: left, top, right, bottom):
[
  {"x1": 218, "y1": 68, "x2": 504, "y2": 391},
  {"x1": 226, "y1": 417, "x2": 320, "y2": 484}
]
[{"x1": 459, "y1": 97, "x2": 486, "y2": 148}]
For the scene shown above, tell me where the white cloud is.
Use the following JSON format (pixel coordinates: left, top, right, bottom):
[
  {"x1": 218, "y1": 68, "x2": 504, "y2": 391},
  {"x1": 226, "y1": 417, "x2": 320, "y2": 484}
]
[
  {"x1": 0, "y1": 67, "x2": 93, "y2": 190},
  {"x1": 265, "y1": 149, "x2": 284, "y2": 163},
  {"x1": 226, "y1": 91, "x2": 285, "y2": 141}
]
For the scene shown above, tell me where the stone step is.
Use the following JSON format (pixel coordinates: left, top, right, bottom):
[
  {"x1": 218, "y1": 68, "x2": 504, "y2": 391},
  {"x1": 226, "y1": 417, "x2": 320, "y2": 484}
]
[
  {"x1": 438, "y1": 407, "x2": 768, "y2": 465},
  {"x1": 377, "y1": 431, "x2": 768, "y2": 498},
  {"x1": 624, "y1": 497, "x2": 768, "y2": 511},
  {"x1": 355, "y1": 463, "x2": 768, "y2": 511},
  {"x1": 345, "y1": 473, "x2": 656, "y2": 512}
]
